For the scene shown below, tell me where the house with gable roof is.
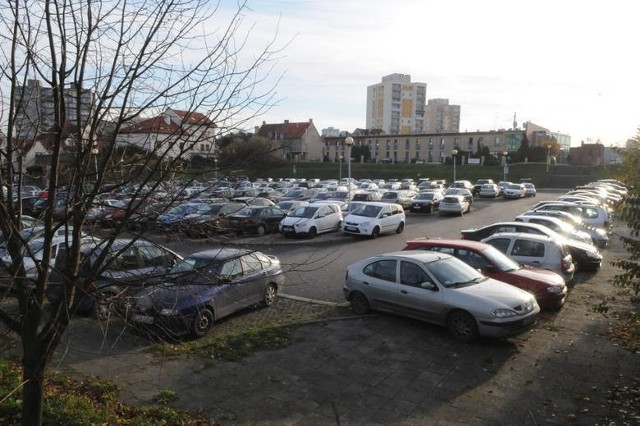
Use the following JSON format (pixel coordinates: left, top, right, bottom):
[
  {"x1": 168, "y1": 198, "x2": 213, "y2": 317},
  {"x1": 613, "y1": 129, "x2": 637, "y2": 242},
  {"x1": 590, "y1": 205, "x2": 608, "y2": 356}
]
[
  {"x1": 117, "y1": 108, "x2": 217, "y2": 160},
  {"x1": 255, "y1": 119, "x2": 322, "y2": 162}
]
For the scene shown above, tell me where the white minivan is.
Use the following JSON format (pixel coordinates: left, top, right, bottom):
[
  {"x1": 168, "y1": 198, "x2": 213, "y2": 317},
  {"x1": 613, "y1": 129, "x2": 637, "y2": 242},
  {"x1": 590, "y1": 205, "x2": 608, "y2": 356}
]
[
  {"x1": 482, "y1": 232, "x2": 576, "y2": 283},
  {"x1": 279, "y1": 202, "x2": 343, "y2": 238},
  {"x1": 341, "y1": 202, "x2": 405, "y2": 238}
]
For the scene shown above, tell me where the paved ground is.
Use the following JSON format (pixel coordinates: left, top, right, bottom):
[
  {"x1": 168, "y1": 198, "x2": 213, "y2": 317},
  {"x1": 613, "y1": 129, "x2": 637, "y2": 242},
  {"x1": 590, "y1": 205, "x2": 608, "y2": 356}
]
[
  {"x1": 37, "y1": 224, "x2": 638, "y2": 425},
  {"x1": 1, "y1": 225, "x2": 638, "y2": 425}
]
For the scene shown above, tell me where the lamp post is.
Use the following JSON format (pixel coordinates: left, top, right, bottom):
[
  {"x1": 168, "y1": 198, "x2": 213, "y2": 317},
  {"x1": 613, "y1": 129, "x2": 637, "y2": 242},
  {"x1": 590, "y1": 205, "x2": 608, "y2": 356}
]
[
  {"x1": 451, "y1": 149, "x2": 458, "y2": 183},
  {"x1": 502, "y1": 151, "x2": 509, "y2": 182},
  {"x1": 546, "y1": 145, "x2": 551, "y2": 172},
  {"x1": 339, "y1": 155, "x2": 343, "y2": 181},
  {"x1": 344, "y1": 136, "x2": 354, "y2": 211},
  {"x1": 91, "y1": 146, "x2": 99, "y2": 182}
]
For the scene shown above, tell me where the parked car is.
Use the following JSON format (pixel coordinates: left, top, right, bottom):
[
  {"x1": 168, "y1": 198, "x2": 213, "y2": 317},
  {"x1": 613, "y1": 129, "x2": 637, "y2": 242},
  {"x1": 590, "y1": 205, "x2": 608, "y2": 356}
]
[
  {"x1": 224, "y1": 206, "x2": 287, "y2": 235},
  {"x1": 279, "y1": 202, "x2": 343, "y2": 238},
  {"x1": 156, "y1": 201, "x2": 218, "y2": 230},
  {"x1": 124, "y1": 248, "x2": 285, "y2": 338},
  {"x1": 439, "y1": 195, "x2": 471, "y2": 216},
  {"x1": 481, "y1": 233, "x2": 576, "y2": 282},
  {"x1": 478, "y1": 183, "x2": 500, "y2": 198},
  {"x1": 503, "y1": 183, "x2": 526, "y2": 199},
  {"x1": 46, "y1": 237, "x2": 182, "y2": 316},
  {"x1": 341, "y1": 202, "x2": 405, "y2": 238},
  {"x1": 520, "y1": 209, "x2": 609, "y2": 248},
  {"x1": 523, "y1": 183, "x2": 537, "y2": 197},
  {"x1": 352, "y1": 191, "x2": 383, "y2": 202},
  {"x1": 403, "y1": 238, "x2": 568, "y2": 309},
  {"x1": 514, "y1": 214, "x2": 593, "y2": 245},
  {"x1": 444, "y1": 187, "x2": 474, "y2": 204},
  {"x1": 343, "y1": 251, "x2": 540, "y2": 342},
  {"x1": 380, "y1": 190, "x2": 416, "y2": 209},
  {"x1": 409, "y1": 191, "x2": 444, "y2": 213},
  {"x1": 461, "y1": 221, "x2": 603, "y2": 272},
  {"x1": 533, "y1": 202, "x2": 611, "y2": 230},
  {"x1": 450, "y1": 180, "x2": 475, "y2": 193},
  {"x1": 473, "y1": 179, "x2": 495, "y2": 195},
  {"x1": 276, "y1": 200, "x2": 310, "y2": 213},
  {"x1": 181, "y1": 202, "x2": 246, "y2": 237}
]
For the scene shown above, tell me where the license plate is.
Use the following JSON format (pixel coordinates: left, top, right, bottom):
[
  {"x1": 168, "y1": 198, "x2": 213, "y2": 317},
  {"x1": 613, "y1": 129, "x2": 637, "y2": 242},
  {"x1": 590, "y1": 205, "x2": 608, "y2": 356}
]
[
  {"x1": 132, "y1": 314, "x2": 154, "y2": 324},
  {"x1": 344, "y1": 226, "x2": 357, "y2": 232},
  {"x1": 283, "y1": 226, "x2": 293, "y2": 230}
]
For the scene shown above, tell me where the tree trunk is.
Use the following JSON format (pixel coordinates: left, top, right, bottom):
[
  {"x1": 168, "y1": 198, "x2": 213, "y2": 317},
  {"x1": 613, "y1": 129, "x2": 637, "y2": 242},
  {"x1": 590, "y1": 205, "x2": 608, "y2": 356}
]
[{"x1": 21, "y1": 345, "x2": 47, "y2": 425}]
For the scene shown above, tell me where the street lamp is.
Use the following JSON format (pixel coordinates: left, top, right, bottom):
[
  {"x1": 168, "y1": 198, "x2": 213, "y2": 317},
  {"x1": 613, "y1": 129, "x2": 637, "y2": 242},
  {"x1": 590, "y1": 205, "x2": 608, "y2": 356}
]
[
  {"x1": 451, "y1": 149, "x2": 458, "y2": 183},
  {"x1": 546, "y1": 145, "x2": 551, "y2": 172},
  {"x1": 502, "y1": 151, "x2": 509, "y2": 182},
  {"x1": 339, "y1": 155, "x2": 343, "y2": 181},
  {"x1": 91, "y1": 145, "x2": 99, "y2": 182},
  {"x1": 344, "y1": 136, "x2": 354, "y2": 211}
]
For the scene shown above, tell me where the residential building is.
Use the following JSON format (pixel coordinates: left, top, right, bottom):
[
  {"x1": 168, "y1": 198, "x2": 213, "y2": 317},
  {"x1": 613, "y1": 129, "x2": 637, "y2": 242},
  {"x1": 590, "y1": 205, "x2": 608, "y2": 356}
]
[
  {"x1": 323, "y1": 129, "x2": 526, "y2": 165},
  {"x1": 366, "y1": 74, "x2": 427, "y2": 135},
  {"x1": 117, "y1": 108, "x2": 217, "y2": 160},
  {"x1": 425, "y1": 99, "x2": 461, "y2": 133},
  {"x1": 12, "y1": 79, "x2": 95, "y2": 139},
  {"x1": 255, "y1": 119, "x2": 322, "y2": 162}
]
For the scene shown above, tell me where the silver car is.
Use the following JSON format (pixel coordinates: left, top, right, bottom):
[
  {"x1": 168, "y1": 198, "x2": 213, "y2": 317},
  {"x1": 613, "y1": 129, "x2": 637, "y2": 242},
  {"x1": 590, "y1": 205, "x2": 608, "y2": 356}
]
[{"x1": 344, "y1": 251, "x2": 540, "y2": 342}]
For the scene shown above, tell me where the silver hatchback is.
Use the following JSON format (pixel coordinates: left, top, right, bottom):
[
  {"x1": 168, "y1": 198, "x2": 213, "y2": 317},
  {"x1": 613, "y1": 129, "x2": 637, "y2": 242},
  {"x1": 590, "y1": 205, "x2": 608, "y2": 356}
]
[{"x1": 344, "y1": 251, "x2": 540, "y2": 342}]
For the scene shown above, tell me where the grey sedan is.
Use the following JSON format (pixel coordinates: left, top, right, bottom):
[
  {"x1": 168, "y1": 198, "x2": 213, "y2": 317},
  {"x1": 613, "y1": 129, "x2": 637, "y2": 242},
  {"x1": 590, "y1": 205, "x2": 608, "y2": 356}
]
[{"x1": 343, "y1": 251, "x2": 540, "y2": 342}]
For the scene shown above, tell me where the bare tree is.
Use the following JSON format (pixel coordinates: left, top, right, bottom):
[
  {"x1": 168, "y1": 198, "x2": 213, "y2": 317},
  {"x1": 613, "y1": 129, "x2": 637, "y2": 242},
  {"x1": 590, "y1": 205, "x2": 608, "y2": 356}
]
[{"x1": 0, "y1": 1, "x2": 283, "y2": 423}]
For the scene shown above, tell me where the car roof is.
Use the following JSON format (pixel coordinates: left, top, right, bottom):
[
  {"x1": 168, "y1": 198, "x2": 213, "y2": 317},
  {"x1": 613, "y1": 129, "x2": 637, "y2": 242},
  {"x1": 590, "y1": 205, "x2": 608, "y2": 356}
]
[
  {"x1": 187, "y1": 247, "x2": 253, "y2": 260},
  {"x1": 405, "y1": 238, "x2": 490, "y2": 251},
  {"x1": 371, "y1": 250, "x2": 451, "y2": 262},
  {"x1": 483, "y1": 232, "x2": 556, "y2": 243}
]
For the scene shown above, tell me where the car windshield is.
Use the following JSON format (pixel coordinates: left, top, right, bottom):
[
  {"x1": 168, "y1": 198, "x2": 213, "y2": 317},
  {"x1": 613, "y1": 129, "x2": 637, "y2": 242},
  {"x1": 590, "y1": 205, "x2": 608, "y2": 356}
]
[
  {"x1": 426, "y1": 257, "x2": 485, "y2": 288},
  {"x1": 415, "y1": 193, "x2": 433, "y2": 200},
  {"x1": 233, "y1": 207, "x2": 255, "y2": 217},
  {"x1": 481, "y1": 246, "x2": 521, "y2": 272},
  {"x1": 350, "y1": 204, "x2": 382, "y2": 218},
  {"x1": 170, "y1": 256, "x2": 222, "y2": 274},
  {"x1": 289, "y1": 206, "x2": 318, "y2": 218},
  {"x1": 381, "y1": 192, "x2": 397, "y2": 200},
  {"x1": 507, "y1": 184, "x2": 522, "y2": 189}
]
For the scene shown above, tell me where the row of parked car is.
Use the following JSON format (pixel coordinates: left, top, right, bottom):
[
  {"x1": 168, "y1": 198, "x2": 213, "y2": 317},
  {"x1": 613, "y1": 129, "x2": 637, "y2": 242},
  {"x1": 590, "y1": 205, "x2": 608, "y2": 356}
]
[{"x1": 342, "y1": 178, "x2": 627, "y2": 342}]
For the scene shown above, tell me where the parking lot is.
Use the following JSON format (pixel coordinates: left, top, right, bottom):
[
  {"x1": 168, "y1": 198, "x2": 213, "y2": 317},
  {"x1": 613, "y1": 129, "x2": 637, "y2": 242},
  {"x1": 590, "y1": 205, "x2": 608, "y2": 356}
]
[{"x1": 26, "y1": 188, "x2": 637, "y2": 425}]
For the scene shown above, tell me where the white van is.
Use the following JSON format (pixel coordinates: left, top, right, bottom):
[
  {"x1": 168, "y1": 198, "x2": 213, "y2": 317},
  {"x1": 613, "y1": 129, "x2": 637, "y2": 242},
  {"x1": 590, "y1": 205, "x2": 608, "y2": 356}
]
[
  {"x1": 279, "y1": 202, "x2": 342, "y2": 238},
  {"x1": 341, "y1": 202, "x2": 405, "y2": 238}
]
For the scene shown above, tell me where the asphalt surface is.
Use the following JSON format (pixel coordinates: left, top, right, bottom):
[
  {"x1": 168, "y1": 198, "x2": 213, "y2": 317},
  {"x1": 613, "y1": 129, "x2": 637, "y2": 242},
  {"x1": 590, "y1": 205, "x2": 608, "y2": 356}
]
[{"x1": 26, "y1": 222, "x2": 637, "y2": 425}]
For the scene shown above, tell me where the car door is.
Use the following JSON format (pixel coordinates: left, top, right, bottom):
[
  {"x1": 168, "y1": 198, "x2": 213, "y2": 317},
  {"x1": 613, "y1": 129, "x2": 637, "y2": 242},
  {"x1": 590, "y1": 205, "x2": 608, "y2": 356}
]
[
  {"x1": 215, "y1": 257, "x2": 249, "y2": 317},
  {"x1": 396, "y1": 260, "x2": 443, "y2": 322},
  {"x1": 359, "y1": 259, "x2": 399, "y2": 311},
  {"x1": 265, "y1": 207, "x2": 286, "y2": 232},
  {"x1": 314, "y1": 205, "x2": 330, "y2": 233},
  {"x1": 509, "y1": 238, "x2": 547, "y2": 268}
]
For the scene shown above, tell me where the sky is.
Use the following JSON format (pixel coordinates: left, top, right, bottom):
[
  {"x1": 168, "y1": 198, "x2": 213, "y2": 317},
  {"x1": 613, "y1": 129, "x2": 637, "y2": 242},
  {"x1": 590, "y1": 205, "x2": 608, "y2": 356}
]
[{"x1": 229, "y1": 0, "x2": 639, "y2": 146}]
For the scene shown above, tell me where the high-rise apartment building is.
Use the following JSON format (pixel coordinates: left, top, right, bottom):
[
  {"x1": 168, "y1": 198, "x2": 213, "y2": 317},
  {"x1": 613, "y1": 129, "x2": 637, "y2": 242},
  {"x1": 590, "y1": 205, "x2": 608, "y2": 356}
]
[
  {"x1": 366, "y1": 74, "x2": 427, "y2": 135},
  {"x1": 424, "y1": 98, "x2": 460, "y2": 133},
  {"x1": 12, "y1": 79, "x2": 95, "y2": 139}
]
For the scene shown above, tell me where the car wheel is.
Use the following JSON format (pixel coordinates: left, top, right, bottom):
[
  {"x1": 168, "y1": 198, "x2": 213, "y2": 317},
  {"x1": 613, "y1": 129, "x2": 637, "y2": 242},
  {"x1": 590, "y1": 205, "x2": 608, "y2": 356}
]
[
  {"x1": 427, "y1": 205, "x2": 432, "y2": 214},
  {"x1": 308, "y1": 227, "x2": 317, "y2": 238},
  {"x1": 256, "y1": 224, "x2": 266, "y2": 235},
  {"x1": 262, "y1": 283, "x2": 278, "y2": 306},
  {"x1": 447, "y1": 310, "x2": 479, "y2": 343},
  {"x1": 192, "y1": 307, "x2": 215, "y2": 338},
  {"x1": 350, "y1": 291, "x2": 370, "y2": 315},
  {"x1": 396, "y1": 222, "x2": 404, "y2": 233},
  {"x1": 459, "y1": 209, "x2": 464, "y2": 217},
  {"x1": 370, "y1": 226, "x2": 380, "y2": 239}
]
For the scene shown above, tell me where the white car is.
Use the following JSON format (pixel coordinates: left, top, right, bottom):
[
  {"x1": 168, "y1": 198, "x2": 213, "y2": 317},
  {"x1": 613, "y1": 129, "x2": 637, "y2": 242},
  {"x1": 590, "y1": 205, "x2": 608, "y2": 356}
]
[
  {"x1": 503, "y1": 183, "x2": 526, "y2": 199},
  {"x1": 343, "y1": 251, "x2": 540, "y2": 342},
  {"x1": 514, "y1": 214, "x2": 594, "y2": 246},
  {"x1": 523, "y1": 183, "x2": 537, "y2": 197},
  {"x1": 279, "y1": 202, "x2": 343, "y2": 238},
  {"x1": 482, "y1": 232, "x2": 576, "y2": 283},
  {"x1": 439, "y1": 195, "x2": 471, "y2": 216},
  {"x1": 341, "y1": 202, "x2": 405, "y2": 238}
]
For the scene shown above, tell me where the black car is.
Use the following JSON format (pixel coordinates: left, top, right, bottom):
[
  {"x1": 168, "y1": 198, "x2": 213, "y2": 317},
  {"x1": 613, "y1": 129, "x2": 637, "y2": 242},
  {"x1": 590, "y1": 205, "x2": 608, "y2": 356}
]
[
  {"x1": 46, "y1": 237, "x2": 182, "y2": 316},
  {"x1": 461, "y1": 221, "x2": 603, "y2": 272},
  {"x1": 124, "y1": 248, "x2": 285, "y2": 338},
  {"x1": 224, "y1": 206, "x2": 286, "y2": 235}
]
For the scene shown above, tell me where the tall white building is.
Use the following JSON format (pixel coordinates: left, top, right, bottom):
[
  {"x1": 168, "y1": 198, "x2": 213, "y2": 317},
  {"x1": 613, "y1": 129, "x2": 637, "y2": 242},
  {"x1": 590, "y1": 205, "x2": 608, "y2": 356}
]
[
  {"x1": 424, "y1": 98, "x2": 460, "y2": 133},
  {"x1": 366, "y1": 74, "x2": 427, "y2": 135}
]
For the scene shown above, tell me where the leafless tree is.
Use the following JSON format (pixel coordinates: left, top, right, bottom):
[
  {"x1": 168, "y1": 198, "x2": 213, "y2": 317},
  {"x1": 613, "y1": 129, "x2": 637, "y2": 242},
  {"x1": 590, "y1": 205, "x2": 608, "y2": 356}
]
[{"x1": 0, "y1": 0, "x2": 283, "y2": 423}]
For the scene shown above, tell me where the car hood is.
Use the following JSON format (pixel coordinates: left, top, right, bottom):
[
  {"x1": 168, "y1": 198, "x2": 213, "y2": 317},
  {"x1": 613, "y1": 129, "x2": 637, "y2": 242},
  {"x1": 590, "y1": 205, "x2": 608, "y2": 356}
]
[
  {"x1": 453, "y1": 278, "x2": 539, "y2": 312},
  {"x1": 343, "y1": 214, "x2": 378, "y2": 224},
  {"x1": 280, "y1": 216, "x2": 311, "y2": 226},
  {"x1": 506, "y1": 266, "x2": 566, "y2": 286}
]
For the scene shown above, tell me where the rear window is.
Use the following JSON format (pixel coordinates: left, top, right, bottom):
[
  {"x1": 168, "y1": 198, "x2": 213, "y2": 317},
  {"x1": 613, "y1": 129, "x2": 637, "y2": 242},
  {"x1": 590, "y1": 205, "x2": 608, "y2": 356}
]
[{"x1": 442, "y1": 196, "x2": 460, "y2": 203}]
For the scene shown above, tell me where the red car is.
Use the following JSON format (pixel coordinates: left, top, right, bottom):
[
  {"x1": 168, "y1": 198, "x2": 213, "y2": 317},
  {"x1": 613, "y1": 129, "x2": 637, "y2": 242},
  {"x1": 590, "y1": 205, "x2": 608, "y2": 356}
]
[{"x1": 403, "y1": 238, "x2": 568, "y2": 309}]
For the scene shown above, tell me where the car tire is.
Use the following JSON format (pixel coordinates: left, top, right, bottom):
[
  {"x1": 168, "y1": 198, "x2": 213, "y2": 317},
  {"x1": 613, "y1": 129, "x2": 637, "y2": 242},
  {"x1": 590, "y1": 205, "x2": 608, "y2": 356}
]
[
  {"x1": 396, "y1": 222, "x2": 404, "y2": 233},
  {"x1": 262, "y1": 283, "x2": 278, "y2": 306},
  {"x1": 459, "y1": 209, "x2": 464, "y2": 217},
  {"x1": 192, "y1": 307, "x2": 215, "y2": 338},
  {"x1": 447, "y1": 310, "x2": 479, "y2": 343},
  {"x1": 370, "y1": 226, "x2": 380, "y2": 239},
  {"x1": 308, "y1": 227, "x2": 317, "y2": 238},
  {"x1": 350, "y1": 291, "x2": 370, "y2": 315},
  {"x1": 256, "y1": 224, "x2": 266, "y2": 235}
]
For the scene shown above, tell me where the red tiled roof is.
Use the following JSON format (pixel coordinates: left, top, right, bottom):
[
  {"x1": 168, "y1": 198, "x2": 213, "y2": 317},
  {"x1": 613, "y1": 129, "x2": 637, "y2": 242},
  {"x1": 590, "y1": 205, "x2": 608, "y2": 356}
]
[
  {"x1": 119, "y1": 116, "x2": 181, "y2": 134},
  {"x1": 257, "y1": 121, "x2": 311, "y2": 140},
  {"x1": 171, "y1": 109, "x2": 215, "y2": 126}
]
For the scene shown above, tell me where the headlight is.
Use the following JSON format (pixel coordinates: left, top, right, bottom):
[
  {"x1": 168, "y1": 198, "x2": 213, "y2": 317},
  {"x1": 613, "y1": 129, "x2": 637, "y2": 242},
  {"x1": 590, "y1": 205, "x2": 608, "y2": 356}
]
[
  {"x1": 360, "y1": 221, "x2": 371, "y2": 227},
  {"x1": 596, "y1": 229, "x2": 608, "y2": 237},
  {"x1": 546, "y1": 285, "x2": 565, "y2": 293},
  {"x1": 160, "y1": 308, "x2": 180, "y2": 316},
  {"x1": 587, "y1": 250, "x2": 602, "y2": 260},
  {"x1": 491, "y1": 309, "x2": 519, "y2": 318}
]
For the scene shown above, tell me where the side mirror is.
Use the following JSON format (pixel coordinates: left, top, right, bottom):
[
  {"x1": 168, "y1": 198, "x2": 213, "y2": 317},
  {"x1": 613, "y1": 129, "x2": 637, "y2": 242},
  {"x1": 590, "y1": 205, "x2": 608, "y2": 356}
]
[{"x1": 420, "y1": 281, "x2": 437, "y2": 291}]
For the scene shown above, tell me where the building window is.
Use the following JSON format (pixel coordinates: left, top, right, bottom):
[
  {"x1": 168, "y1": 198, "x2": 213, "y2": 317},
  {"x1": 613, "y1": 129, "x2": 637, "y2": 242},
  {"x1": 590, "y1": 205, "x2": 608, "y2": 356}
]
[
  {"x1": 494, "y1": 136, "x2": 500, "y2": 147},
  {"x1": 428, "y1": 138, "x2": 434, "y2": 150}
]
